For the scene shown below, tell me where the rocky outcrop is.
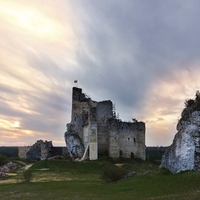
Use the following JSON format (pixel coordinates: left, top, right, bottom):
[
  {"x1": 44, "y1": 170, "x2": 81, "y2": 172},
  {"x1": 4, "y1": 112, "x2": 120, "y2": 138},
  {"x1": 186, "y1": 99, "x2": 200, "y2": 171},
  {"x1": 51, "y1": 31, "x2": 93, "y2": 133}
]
[
  {"x1": 26, "y1": 140, "x2": 53, "y2": 160},
  {"x1": 0, "y1": 162, "x2": 19, "y2": 177},
  {"x1": 64, "y1": 124, "x2": 85, "y2": 159},
  {"x1": 161, "y1": 94, "x2": 200, "y2": 173}
]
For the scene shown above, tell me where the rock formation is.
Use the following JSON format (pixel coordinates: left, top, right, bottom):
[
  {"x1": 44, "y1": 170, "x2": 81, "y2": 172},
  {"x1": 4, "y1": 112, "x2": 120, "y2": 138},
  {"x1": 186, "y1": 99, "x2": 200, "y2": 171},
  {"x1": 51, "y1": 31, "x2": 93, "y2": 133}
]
[
  {"x1": 64, "y1": 124, "x2": 85, "y2": 158},
  {"x1": 161, "y1": 91, "x2": 200, "y2": 173},
  {"x1": 26, "y1": 140, "x2": 53, "y2": 160}
]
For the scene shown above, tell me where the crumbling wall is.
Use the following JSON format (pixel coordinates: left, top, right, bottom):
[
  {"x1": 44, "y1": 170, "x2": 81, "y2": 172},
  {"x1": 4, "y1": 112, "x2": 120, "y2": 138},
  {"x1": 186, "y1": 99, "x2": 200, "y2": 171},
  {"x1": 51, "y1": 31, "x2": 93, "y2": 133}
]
[
  {"x1": 109, "y1": 120, "x2": 120, "y2": 158},
  {"x1": 18, "y1": 146, "x2": 31, "y2": 159},
  {"x1": 70, "y1": 87, "x2": 97, "y2": 140},
  {"x1": 26, "y1": 140, "x2": 53, "y2": 160},
  {"x1": 96, "y1": 101, "x2": 113, "y2": 154},
  {"x1": 108, "y1": 120, "x2": 145, "y2": 160},
  {"x1": 18, "y1": 145, "x2": 68, "y2": 159},
  {"x1": 65, "y1": 87, "x2": 146, "y2": 160}
]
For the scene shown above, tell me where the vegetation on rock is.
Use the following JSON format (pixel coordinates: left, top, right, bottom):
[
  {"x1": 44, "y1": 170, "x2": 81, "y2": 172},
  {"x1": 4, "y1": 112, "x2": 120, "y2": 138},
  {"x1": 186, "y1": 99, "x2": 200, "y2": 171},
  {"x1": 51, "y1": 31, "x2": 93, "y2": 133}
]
[
  {"x1": 184, "y1": 90, "x2": 200, "y2": 110},
  {"x1": 181, "y1": 90, "x2": 200, "y2": 121}
]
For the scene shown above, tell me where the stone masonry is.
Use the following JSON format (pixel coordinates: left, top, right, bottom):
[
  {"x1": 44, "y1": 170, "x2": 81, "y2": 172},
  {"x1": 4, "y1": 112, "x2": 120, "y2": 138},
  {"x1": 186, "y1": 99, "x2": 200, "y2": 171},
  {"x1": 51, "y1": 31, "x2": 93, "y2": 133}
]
[{"x1": 65, "y1": 87, "x2": 146, "y2": 160}]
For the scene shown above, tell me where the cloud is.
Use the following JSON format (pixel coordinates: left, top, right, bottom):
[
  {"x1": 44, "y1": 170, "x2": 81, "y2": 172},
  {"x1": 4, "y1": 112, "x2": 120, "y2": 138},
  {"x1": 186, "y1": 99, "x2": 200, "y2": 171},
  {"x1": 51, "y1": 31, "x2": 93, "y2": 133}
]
[
  {"x1": 1, "y1": 0, "x2": 200, "y2": 146},
  {"x1": 0, "y1": 0, "x2": 77, "y2": 146},
  {"x1": 69, "y1": 0, "x2": 200, "y2": 146}
]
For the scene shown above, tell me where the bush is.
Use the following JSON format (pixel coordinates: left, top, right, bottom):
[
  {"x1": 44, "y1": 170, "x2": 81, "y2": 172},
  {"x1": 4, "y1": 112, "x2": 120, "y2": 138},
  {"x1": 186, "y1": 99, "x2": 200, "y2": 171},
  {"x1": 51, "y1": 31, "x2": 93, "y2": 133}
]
[
  {"x1": 0, "y1": 154, "x2": 8, "y2": 166},
  {"x1": 21, "y1": 170, "x2": 33, "y2": 183},
  {"x1": 101, "y1": 164, "x2": 127, "y2": 182},
  {"x1": 184, "y1": 99, "x2": 195, "y2": 108}
]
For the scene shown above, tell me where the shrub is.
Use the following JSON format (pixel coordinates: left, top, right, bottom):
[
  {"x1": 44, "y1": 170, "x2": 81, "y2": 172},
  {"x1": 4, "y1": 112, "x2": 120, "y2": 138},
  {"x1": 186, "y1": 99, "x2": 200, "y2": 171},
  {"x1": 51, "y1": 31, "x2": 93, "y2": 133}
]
[
  {"x1": 101, "y1": 164, "x2": 127, "y2": 182},
  {"x1": 184, "y1": 99, "x2": 195, "y2": 108},
  {"x1": 21, "y1": 170, "x2": 33, "y2": 183}
]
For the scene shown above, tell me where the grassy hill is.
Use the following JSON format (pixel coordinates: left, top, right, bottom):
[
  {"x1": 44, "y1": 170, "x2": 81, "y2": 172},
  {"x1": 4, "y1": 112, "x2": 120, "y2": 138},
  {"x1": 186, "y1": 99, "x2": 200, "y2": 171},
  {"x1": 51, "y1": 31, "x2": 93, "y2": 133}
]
[{"x1": 0, "y1": 158, "x2": 200, "y2": 200}]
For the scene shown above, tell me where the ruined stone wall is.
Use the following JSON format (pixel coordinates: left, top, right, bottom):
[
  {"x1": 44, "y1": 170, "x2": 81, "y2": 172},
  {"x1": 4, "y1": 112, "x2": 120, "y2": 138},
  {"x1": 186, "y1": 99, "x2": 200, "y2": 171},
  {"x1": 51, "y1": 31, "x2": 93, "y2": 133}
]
[
  {"x1": 133, "y1": 122, "x2": 146, "y2": 160},
  {"x1": 67, "y1": 87, "x2": 146, "y2": 160},
  {"x1": 109, "y1": 120, "x2": 120, "y2": 158},
  {"x1": 83, "y1": 124, "x2": 89, "y2": 147},
  {"x1": 71, "y1": 101, "x2": 88, "y2": 139},
  {"x1": 18, "y1": 146, "x2": 68, "y2": 159},
  {"x1": 108, "y1": 120, "x2": 145, "y2": 160},
  {"x1": 40, "y1": 141, "x2": 53, "y2": 159},
  {"x1": 88, "y1": 107, "x2": 98, "y2": 160},
  {"x1": 96, "y1": 101, "x2": 113, "y2": 154},
  {"x1": 70, "y1": 87, "x2": 97, "y2": 139},
  {"x1": 18, "y1": 146, "x2": 31, "y2": 159},
  {"x1": 89, "y1": 124, "x2": 98, "y2": 160},
  {"x1": 61, "y1": 147, "x2": 68, "y2": 157}
]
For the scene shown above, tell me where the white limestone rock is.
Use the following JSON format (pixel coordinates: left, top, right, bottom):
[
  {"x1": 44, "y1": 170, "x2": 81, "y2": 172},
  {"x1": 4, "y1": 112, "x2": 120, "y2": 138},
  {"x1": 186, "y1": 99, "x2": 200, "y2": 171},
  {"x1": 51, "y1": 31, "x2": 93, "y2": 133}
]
[
  {"x1": 160, "y1": 110, "x2": 200, "y2": 174},
  {"x1": 64, "y1": 130, "x2": 85, "y2": 159}
]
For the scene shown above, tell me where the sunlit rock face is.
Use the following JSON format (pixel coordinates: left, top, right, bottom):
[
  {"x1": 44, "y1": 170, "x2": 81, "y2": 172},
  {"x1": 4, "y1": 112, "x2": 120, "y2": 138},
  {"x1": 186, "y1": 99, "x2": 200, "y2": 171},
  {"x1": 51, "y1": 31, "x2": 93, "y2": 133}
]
[
  {"x1": 161, "y1": 110, "x2": 200, "y2": 174},
  {"x1": 64, "y1": 124, "x2": 85, "y2": 159}
]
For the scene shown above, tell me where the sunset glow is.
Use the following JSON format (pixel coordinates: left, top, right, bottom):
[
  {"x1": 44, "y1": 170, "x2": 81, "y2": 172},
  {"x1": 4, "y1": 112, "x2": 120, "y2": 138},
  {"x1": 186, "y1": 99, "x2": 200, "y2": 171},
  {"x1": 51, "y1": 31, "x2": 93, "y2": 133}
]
[
  {"x1": 1, "y1": 2, "x2": 63, "y2": 39},
  {"x1": 1, "y1": 0, "x2": 200, "y2": 146},
  {"x1": 13, "y1": 121, "x2": 20, "y2": 128}
]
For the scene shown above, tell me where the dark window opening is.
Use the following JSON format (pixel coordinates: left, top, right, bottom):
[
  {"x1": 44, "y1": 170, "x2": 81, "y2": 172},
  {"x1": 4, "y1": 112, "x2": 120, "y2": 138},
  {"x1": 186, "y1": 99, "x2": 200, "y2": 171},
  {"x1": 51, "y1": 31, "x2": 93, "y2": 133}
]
[
  {"x1": 128, "y1": 137, "x2": 130, "y2": 141},
  {"x1": 134, "y1": 138, "x2": 136, "y2": 143}
]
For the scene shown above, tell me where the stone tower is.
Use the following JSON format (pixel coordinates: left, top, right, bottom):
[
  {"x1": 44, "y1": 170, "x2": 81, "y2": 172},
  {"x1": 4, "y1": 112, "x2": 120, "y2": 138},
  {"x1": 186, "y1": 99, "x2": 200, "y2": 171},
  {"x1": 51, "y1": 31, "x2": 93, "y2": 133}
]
[{"x1": 64, "y1": 87, "x2": 146, "y2": 160}]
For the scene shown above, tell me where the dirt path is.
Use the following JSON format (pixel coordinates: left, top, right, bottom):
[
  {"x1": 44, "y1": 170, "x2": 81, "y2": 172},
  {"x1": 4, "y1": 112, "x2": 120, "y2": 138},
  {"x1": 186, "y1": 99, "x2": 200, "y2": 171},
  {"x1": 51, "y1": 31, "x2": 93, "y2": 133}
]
[
  {"x1": 24, "y1": 164, "x2": 33, "y2": 170},
  {"x1": 14, "y1": 160, "x2": 26, "y2": 166}
]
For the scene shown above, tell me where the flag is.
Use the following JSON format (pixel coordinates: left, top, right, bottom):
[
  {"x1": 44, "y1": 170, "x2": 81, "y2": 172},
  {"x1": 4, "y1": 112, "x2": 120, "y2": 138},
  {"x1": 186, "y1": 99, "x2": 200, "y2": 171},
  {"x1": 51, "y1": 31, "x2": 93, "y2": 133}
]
[{"x1": 74, "y1": 80, "x2": 78, "y2": 83}]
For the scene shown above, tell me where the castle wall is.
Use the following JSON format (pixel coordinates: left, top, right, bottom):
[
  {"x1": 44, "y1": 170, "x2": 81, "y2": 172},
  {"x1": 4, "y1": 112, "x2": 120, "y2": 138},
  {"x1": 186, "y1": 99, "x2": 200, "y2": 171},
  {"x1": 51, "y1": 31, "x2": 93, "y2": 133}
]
[
  {"x1": 108, "y1": 120, "x2": 146, "y2": 160},
  {"x1": 83, "y1": 124, "x2": 89, "y2": 147},
  {"x1": 70, "y1": 88, "x2": 97, "y2": 140},
  {"x1": 18, "y1": 146, "x2": 68, "y2": 159},
  {"x1": 96, "y1": 101, "x2": 113, "y2": 154},
  {"x1": 71, "y1": 101, "x2": 89, "y2": 139},
  {"x1": 133, "y1": 122, "x2": 146, "y2": 160},
  {"x1": 118, "y1": 122, "x2": 145, "y2": 160},
  {"x1": 18, "y1": 146, "x2": 31, "y2": 159},
  {"x1": 89, "y1": 124, "x2": 98, "y2": 160},
  {"x1": 67, "y1": 87, "x2": 146, "y2": 160},
  {"x1": 109, "y1": 120, "x2": 120, "y2": 158},
  {"x1": 88, "y1": 107, "x2": 98, "y2": 160}
]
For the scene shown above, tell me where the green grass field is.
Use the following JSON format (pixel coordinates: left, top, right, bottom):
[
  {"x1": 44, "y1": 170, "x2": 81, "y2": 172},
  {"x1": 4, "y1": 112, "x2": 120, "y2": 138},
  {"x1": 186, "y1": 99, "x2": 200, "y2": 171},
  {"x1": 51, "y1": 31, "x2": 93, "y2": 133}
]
[{"x1": 0, "y1": 158, "x2": 200, "y2": 200}]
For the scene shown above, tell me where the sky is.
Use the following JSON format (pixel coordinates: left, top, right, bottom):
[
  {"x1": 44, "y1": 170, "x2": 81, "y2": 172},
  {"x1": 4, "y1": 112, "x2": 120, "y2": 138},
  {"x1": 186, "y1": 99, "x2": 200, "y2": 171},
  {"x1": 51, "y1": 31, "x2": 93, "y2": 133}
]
[{"x1": 1, "y1": 0, "x2": 200, "y2": 147}]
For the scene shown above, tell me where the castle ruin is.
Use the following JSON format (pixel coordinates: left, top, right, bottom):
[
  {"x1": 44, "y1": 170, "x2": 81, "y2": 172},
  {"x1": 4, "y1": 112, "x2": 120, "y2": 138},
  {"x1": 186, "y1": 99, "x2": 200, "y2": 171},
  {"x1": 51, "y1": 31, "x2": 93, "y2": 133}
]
[{"x1": 64, "y1": 87, "x2": 146, "y2": 160}]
